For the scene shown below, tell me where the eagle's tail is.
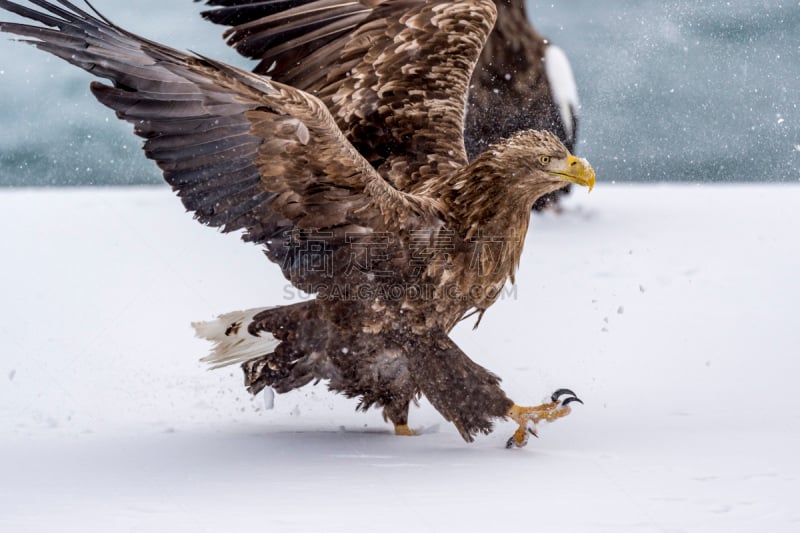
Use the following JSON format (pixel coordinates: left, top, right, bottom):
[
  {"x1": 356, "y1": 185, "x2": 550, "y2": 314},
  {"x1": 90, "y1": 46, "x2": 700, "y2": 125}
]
[
  {"x1": 194, "y1": 301, "x2": 327, "y2": 396},
  {"x1": 192, "y1": 307, "x2": 279, "y2": 370}
]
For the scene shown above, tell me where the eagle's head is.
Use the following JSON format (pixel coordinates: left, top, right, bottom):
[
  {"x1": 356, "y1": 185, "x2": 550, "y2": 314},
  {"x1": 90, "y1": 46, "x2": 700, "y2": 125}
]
[
  {"x1": 498, "y1": 129, "x2": 595, "y2": 202},
  {"x1": 447, "y1": 130, "x2": 595, "y2": 237}
]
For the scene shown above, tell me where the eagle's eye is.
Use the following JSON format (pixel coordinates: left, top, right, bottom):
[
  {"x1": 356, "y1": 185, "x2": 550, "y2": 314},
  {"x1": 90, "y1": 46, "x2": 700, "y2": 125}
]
[{"x1": 539, "y1": 155, "x2": 551, "y2": 166}]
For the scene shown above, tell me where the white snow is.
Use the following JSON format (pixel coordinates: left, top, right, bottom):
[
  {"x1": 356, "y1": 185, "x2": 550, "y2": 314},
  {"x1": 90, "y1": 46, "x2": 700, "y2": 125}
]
[
  {"x1": 263, "y1": 387, "x2": 275, "y2": 410},
  {"x1": 1, "y1": 184, "x2": 799, "y2": 532}
]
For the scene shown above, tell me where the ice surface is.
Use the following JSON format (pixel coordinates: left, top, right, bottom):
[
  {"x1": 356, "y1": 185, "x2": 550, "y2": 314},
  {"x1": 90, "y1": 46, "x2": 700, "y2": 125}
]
[{"x1": 1, "y1": 184, "x2": 798, "y2": 532}]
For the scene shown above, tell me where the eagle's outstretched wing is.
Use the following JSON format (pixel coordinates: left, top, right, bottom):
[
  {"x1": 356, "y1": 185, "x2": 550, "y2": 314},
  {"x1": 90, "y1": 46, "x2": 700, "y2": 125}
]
[
  {"x1": 198, "y1": 0, "x2": 497, "y2": 191},
  {"x1": 0, "y1": 0, "x2": 470, "y2": 290},
  {"x1": 317, "y1": 0, "x2": 496, "y2": 190}
]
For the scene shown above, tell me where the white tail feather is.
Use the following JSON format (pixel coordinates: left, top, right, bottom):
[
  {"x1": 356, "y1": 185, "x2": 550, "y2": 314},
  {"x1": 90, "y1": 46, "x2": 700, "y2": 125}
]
[
  {"x1": 193, "y1": 307, "x2": 279, "y2": 369},
  {"x1": 544, "y1": 45, "x2": 579, "y2": 140}
]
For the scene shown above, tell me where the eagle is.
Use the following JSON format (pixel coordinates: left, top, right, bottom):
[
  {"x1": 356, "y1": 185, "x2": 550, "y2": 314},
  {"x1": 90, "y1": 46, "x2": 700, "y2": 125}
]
[
  {"x1": 196, "y1": 0, "x2": 580, "y2": 210},
  {"x1": 0, "y1": 0, "x2": 594, "y2": 446}
]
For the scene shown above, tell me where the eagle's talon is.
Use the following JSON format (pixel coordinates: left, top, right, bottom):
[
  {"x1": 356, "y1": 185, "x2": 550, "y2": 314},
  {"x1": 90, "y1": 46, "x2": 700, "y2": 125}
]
[
  {"x1": 551, "y1": 388, "x2": 579, "y2": 403},
  {"x1": 394, "y1": 423, "x2": 416, "y2": 437},
  {"x1": 505, "y1": 392, "x2": 582, "y2": 448},
  {"x1": 507, "y1": 429, "x2": 529, "y2": 448},
  {"x1": 562, "y1": 396, "x2": 584, "y2": 407}
]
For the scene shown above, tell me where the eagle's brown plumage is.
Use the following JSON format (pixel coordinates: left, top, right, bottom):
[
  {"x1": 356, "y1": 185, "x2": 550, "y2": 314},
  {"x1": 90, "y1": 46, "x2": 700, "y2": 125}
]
[
  {"x1": 0, "y1": 0, "x2": 593, "y2": 445},
  {"x1": 196, "y1": 0, "x2": 580, "y2": 209}
]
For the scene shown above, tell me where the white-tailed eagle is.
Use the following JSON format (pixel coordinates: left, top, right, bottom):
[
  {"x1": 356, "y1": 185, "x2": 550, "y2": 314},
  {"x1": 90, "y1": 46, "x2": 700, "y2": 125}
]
[{"x1": 0, "y1": 0, "x2": 593, "y2": 446}]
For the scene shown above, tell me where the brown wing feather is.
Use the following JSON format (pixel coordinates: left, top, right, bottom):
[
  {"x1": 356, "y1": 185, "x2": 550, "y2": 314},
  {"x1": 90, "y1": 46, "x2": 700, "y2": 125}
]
[
  {"x1": 200, "y1": 0, "x2": 497, "y2": 192},
  {"x1": 199, "y1": 0, "x2": 375, "y2": 79},
  {"x1": 0, "y1": 0, "x2": 439, "y2": 290},
  {"x1": 319, "y1": 0, "x2": 496, "y2": 190}
]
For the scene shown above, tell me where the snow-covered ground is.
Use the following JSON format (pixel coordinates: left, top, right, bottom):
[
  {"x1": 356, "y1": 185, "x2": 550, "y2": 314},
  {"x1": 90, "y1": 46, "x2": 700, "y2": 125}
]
[{"x1": 1, "y1": 185, "x2": 798, "y2": 532}]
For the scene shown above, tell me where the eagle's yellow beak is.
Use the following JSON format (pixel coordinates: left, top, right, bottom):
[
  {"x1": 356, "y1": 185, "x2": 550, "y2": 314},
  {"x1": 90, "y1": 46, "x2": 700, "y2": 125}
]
[{"x1": 550, "y1": 155, "x2": 595, "y2": 192}]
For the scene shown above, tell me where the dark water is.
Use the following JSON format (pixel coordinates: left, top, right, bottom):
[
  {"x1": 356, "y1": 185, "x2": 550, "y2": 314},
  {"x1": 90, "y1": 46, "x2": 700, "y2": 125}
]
[{"x1": 0, "y1": 0, "x2": 797, "y2": 186}]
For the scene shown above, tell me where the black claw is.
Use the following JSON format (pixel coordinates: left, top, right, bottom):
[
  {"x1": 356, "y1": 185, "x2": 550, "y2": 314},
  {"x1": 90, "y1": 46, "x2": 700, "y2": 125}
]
[
  {"x1": 562, "y1": 396, "x2": 584, "y2": 406},
  {"x1": 551, "y1": 388, "x2": 578, "y2": 402},
  {"x1": 506, "y1": 437, "x2": 515, "y2": 449},
  {"x1": 527, "y1": 428, "x2": 540, "y2": 438}
]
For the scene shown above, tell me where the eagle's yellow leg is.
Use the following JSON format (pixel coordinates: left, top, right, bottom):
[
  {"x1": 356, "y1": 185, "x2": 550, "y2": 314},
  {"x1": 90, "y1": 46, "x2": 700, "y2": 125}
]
[
  {"x1": 394, "y1": 424, "x2": 416, "y2": 436},
  {"x1": 506, "y1": 389, "x2": 583, "y2": 448}
]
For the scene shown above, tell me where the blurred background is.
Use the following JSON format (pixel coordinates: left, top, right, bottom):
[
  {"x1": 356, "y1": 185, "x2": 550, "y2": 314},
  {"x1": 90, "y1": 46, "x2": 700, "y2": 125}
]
[{"x1": 0, "y1": 0, "x2": 797, "y2": 186}]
